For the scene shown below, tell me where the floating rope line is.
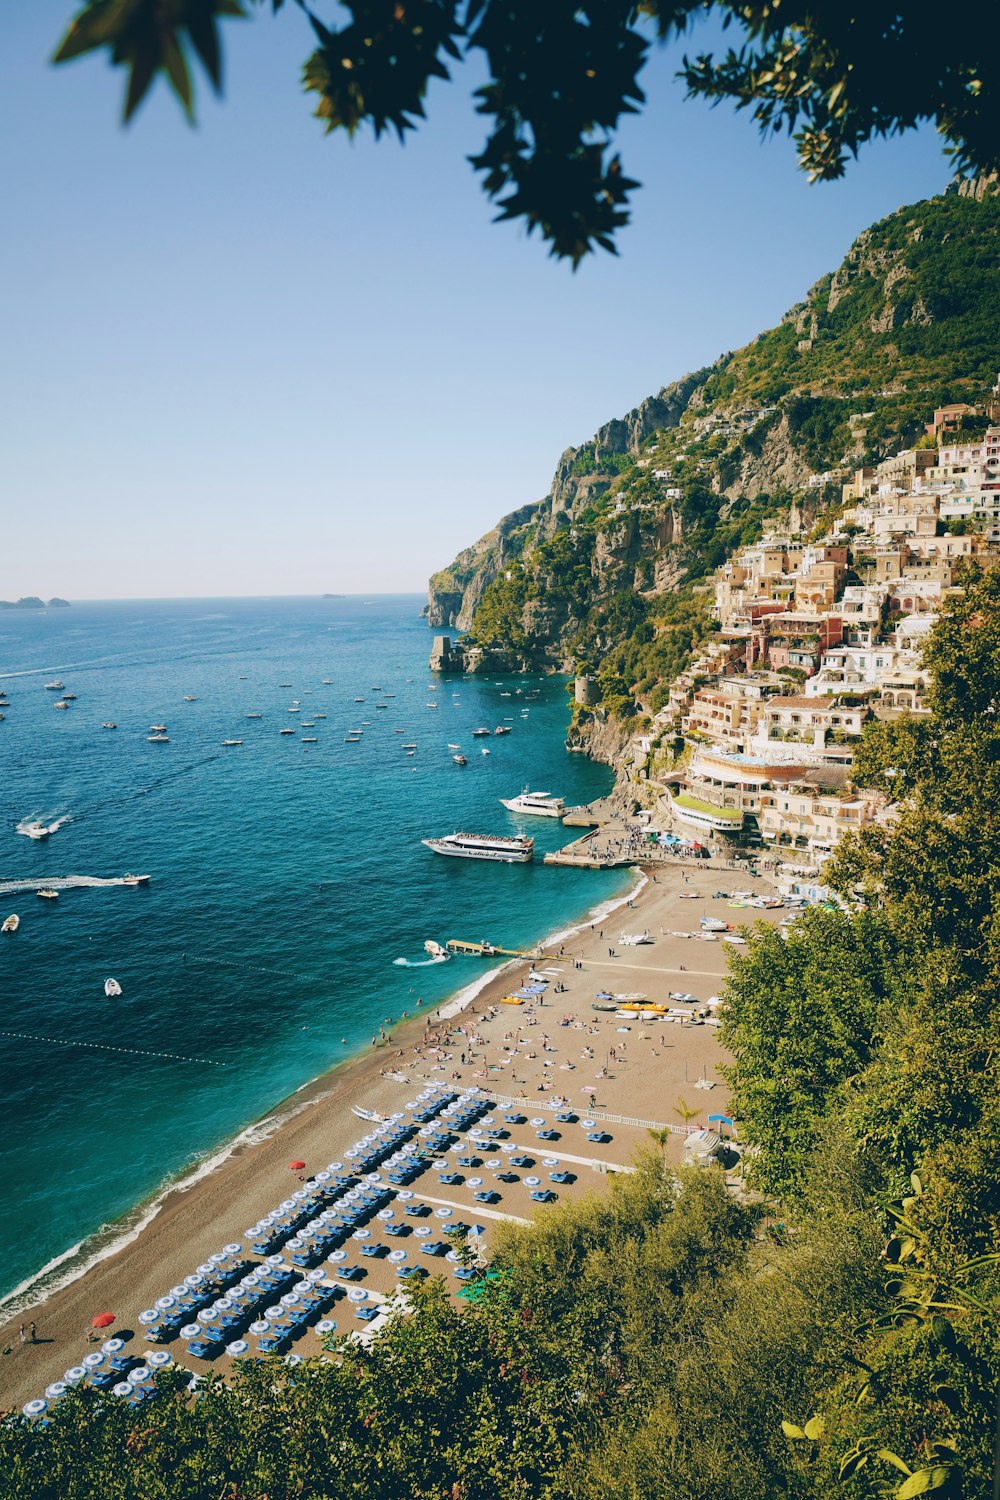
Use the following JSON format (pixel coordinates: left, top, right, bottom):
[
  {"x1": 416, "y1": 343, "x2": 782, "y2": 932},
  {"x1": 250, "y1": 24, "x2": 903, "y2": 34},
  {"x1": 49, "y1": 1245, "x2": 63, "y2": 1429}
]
[
  {"x1": 0, "y1": 1030, "x2": 229, "y2": 1066},
  {"x1": 182, "y1": 954, "x2": 323, "y2": 982}
]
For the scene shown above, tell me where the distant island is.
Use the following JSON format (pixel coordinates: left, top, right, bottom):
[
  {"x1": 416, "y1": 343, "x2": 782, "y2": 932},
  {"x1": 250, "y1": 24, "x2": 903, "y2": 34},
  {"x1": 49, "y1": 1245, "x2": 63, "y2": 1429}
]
[
  {"x1": 321, "y1": 593, "x2": 344, "y2": 599},
  {"x1": 0, "y1": 597, "x2": 70, "y2": 610}
]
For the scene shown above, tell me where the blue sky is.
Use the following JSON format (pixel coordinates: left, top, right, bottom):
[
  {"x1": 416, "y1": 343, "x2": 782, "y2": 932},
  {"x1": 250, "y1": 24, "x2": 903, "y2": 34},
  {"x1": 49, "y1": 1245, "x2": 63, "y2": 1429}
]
[{"x1": 1, "y1": 3, "x2": 954, "y2": 600}]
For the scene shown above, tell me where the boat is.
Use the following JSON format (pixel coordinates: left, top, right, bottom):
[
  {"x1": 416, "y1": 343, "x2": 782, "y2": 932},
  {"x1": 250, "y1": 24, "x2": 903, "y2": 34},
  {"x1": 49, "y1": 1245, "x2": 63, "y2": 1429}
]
[
  {"x1": 406, "y1": 750, "x2": 415, "y2": 756},
  {"x1": 351, "y1": 1105, "x2": 387, "y2": 1123},
  {"x1": 481, "y1": 748, "x2": 490, "y2": 756},
  {"x1": 345, "y1": 734, "x2": 362, "y2": 743},
  {"x1": 36, "y1": 889, "x2": 59, "y2": 900},
  {"x1": 53, "y1": 700, "x2": 70, "y2": 709},
  {"x1": 426, "y1": 703, "x2": 438, "y2": 709},
  {"x1": 448, "y1": 743, "x2": 461, "y2": 750},
  {"x1": 288, "y1": 706, "x2": 300, "y2": 713},
  {"x1": 104, "y1": 978, "x2": 122, "y2": 998},
  {"x1": 401, "y1": 743, "x2": 417, "y2": 750},
  {"x1": 354, "y1": 697, "x2": 365, "y2": 703},
  {"x1": 700, "y1": 917, "x2": 729, "y2": 932},
  {"x1": 2, "y1": 914, "x2": 19, "y2": 933},
  {"x1": 221, "y1": 739, "x2": 243, "y2": 746},
  {"x1": 472, "y1": 727, "x2": 491, "y2": 737},
  {"x1": 422, "y1": 832, "x2": 534, "y2": 863},
  {"x1": 245, "y1": 712, "x2": 263, "y2": 719},
  {"x1": 322, "y1": 678, "x2": 333, "y2": 685},
  {"x1": 314, "y1": 713, "x2": 327, "y2": 719},
  {"x1": 500, "y1": 789, "x2": 566, "y2": 818},
  {"x1": 376, "y1": 703, "x2": 388, "y2": 709},
  {"x1": 62, "y1": 693, "x2": 77, "y2": 701},
  {"x1": 493, "y1": 725, "x2": 511, "y2": 735},
  {"x1": 301, "y1": 721, "x2": 315, "y2": 727},
  {"x1": 302, "y1": 736, "x2": 318, "y2": 743},
  {"x1": 619, "y1": 930, "x2": 652, "y2": 946},
  {"x1": 452, "y1": 755, "x2": 467, "y2": 765},
  {"x1": 183, "y1": 695, "x2": 197, "y2": 701},
  {"x1": 280, "y1": 728, "x2": 296, "y2": 735},
  {"x1": 102, "y1": 722, "x2": 117, "y2": 729},
  {"x1": 147, "y1": 734, "x2": 170, "y2": 742},
  {"x1": 423, "y1": 940, "x2": 448, "y2": 959},
  {"x1": 279, "y1": 682, "x2": 292, "y2": 688},
  {"x1": 149, "y1": 724, "x2": 167, "y2": 733},
  {"x1": 122, "y1": 873, "x2": 150, "y2": 885},
  {"x1": 22, "y1": 821, "x2": 50, "y2": 840},
  {"x1": 44, "y1": 680, "x2": 65, "y2": 691}
]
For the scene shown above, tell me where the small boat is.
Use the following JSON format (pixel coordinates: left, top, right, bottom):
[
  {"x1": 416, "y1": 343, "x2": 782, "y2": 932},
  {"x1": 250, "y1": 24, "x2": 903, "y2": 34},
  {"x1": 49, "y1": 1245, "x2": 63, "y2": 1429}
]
[
  {"x1": 345, "y1": 735, "x2": 362, "y2": 743},
  {"x1": 279, "y1": 728, "x2": 296, "y2": 735},
  {"x1": 301, "y1": 721, "x2": 315, "y2": 728},
  {"x1": 302, "y1": 736, "x2": 318, "y2": 743},
  {"x1": 452, "y1": 755, "x2": 467, "y2": 765},
  {"x1": 481, "y1": 748, "x2": 490, "y2": 756},
  {"x1": 147, "y1": 734, "x2": 170, "y2": 742},
  {"x1": 351, "y1": 1105, "x2": 387, "y2": 1123},
  {"x1": 322, "y1": 679, "x2": 333, "y2": 685},
  {"x1": 149, "y1": 724, "x2": 167, "y2": 733},
  {"x1": 44, "y1": 680, "x2": 65, "y2": 691},
  {"x1": 2, "y1": 914, "x2": 20, "y2": 933},
  {"x1": 122, "y1": 873, "x2": 150, "y2": 885},
  {"x1": 288, "y1": 707, "x2": 300, "y2": 713},
  {"x1": 102, "y1": 722, "x2": 117, "y2": 729},
  {"x1": 406, "y1": 750, "x2": 415, "y2": 756},
  {"x1": 376, "y1": 703, "x2": 388, "y2": 710},
  {"x1": 279, "y1": 682, "x2": 292, "y2": 688},
  {"x1": 245, "y1": 712, "x2": 263, "y2": 719},
  {"x1": 472, "y1": 727, "x2": 491, "y2": 737},
  {"x1": 53, "y1": 700, "x2": 70, "y2": 709},
  {"x1": 104, "y1": 978, "x2": 122, "y2": 997},
  {"x1": 354, "y1": 697, "x2": 365, "y2": 703},
  {"x1": 426, "y1": 703, "x2": 438, "y2": 709},
  {"x1": 370, "y1": 686, "x2": 382, "y2": 692},
  {"x1": 401, "y1": 743, "x2": 417, "y2": 750},
  {"x1": 493, "y1": 725, "x2": 511, "y2": 735},
  {"x1": 423, "y1": 940, "x2": 448, "y2": 959},
  {"x1": 183, "y1": 695, "x2": 197, "y2": 701},
  {"x1": 448, "y1": 743, "x2": 461, "y2": 750},
  {"x1": 619, "y1": 931, "x2": 652, "y2": 946},
  {"x1": 22, "y1": 821, "x2": 50, "y2": 840},
  {"x1": 36, "y1": 889, "x2": 59, "y2": 900},
  {"x1": 62, "y1": 693, "x2": 77, "y2": 701},
  {"x1": 221, "y1": 739, "x2": 243, "y2": 746},
  {"x1": 314, "y1": 714, "x2": 327, "y2": 719}
]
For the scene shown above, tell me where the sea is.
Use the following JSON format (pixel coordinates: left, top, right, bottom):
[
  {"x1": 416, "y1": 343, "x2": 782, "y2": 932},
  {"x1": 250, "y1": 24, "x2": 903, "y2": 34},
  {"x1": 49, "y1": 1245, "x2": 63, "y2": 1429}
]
[{"x1": 0, "y1": 595, "x2": 628, "y2": 1312}]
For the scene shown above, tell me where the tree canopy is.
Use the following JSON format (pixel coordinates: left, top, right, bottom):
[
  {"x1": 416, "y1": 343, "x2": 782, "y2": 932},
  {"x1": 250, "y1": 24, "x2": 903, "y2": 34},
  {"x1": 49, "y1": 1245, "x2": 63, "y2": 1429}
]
[{"x1": 52, "y1": 0, "x2": 1000, "y2": 263}]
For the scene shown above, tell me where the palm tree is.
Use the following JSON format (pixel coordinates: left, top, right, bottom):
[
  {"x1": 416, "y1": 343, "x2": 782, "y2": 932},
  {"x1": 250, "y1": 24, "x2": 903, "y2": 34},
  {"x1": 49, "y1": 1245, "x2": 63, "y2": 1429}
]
[
  {"x1": 673, "y1": 1097, "x2": 699, "y2": 1131},
  {"x1": 646, "y1": 1125, "x2": 671, "y2": 1159}
]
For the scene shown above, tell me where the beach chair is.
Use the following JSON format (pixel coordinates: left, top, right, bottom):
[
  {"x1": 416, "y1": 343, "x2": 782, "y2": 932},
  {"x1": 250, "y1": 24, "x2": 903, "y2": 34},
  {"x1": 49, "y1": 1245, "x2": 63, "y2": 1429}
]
[
  {"x1": 550, "y1": 1171, "x2": 575, "y2": 1184},
  {"x1": 536, "y1": 1128, "x2": 560, "y2": 1141},
  {"x1": 530, "y1": 1190, "x2": 557, "y2": 1203},
  {"x1": 510, "y1": 1155, "x2": 534, "y2": 1168},
  {"x1": 587, "y1": 1131, "x2": 612, "y2": 1144},
  {"x1": 453, "y1": 1267, "x2": 477, "y2": 1281},
  {"x1": 473, "y1": 1190, "x2": 499, "y2": 1204}
]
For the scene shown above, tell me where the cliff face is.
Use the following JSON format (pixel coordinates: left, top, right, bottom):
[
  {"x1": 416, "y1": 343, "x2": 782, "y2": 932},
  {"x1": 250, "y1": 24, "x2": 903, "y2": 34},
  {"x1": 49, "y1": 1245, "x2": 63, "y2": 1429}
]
[{"x1": 427, "y1": 179, "x2": 1000, "y2": 759}]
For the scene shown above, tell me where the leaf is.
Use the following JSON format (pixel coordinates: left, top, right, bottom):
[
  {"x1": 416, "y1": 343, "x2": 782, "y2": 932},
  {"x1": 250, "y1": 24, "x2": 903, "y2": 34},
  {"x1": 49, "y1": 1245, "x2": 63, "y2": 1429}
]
[
  {"x1": 896, "y1": 1466, "x2": 953, "y2": 1498},
  {"x1": 910, "y1": 1171, "x2": 924, "y2": 1195},
  {"x1": 803, "y1": 1416, "x2": 825, "y2": 1440},
  {"x1": 781, "y1": 1421, "x2": 806, "y2": 1440},
  {"x1": 879, "y1": 1449, "x2": 914, "y2": 1476}
]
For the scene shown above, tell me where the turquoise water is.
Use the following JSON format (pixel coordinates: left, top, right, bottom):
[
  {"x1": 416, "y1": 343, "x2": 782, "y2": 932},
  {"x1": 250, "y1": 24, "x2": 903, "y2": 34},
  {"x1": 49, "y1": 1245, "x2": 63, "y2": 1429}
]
[{"x1": 0, "y1": 596, "x2": 624, "y2": 1305}]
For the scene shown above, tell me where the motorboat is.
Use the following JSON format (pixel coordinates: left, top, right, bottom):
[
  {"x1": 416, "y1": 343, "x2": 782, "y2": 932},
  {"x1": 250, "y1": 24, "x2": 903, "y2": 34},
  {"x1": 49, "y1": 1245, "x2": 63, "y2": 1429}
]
[
  {"x1": 345, "y1": 734, "x2": 362, "y2": 743},
  {"x1": 147, "y1": 734, "x2": 170, "y2": 742},
  {"x1": 500, "y1": 789, "x2": 565, "y2": 818},
  {"x1": 448, "y1": 743, "x2": 460, "y2": 750},
  {"x1": 452, "y1": 755, "x2": 467, "y2": 765},
  {"x1": 302, "y1": 736, "x2": 318, "y2": 743},
  {"x1": 301, "y1": 721, "x2": 315, "y2": 727},
  {"x1": 62, "y1": 693, "x2": 77, "y2": 701},
  {"x1": 472, "y1": 727, "x2": 491, "y2": 737},
  {"x1": 279, "y1": 682, "x2": 292, "y2": 688},
  {"x1": 54, "y1": 700, "x2": 70, "y2": 709},
  {"x1": 401, "y1": 743, "x2": 417, "y2": 750},
  {"x1": 44, "y1": 680, "x2": 65, "y2": 691},
  {"x1": 22, "y1": 821, "x2": 50, "y2": 840},
  {"x1": 480, "y1": 748, "x2": 490, "y2": 756},
  {"x1": 2, "y1": 914, "x2": 19, "y2": 933},
  {"x1": 149, "y1": 724, "x2": 167, "y2": 733},
  {"x1": 354, "y1": 697, "x2": 365, "y2": 703},
  {"x1": 122, "y1": 873, "x2": 149, "y2": 885},
  {"x1": 280, "y1": 728, "x2": 297, "y2": 735},
  {"x1": 322, "y1": 679, "x2": 333, "y2": 685},
  {"x1": 422, "y1": 832, "x2": 534, "y2": 863},
  {"x1": 314, "y1": 713, "x2": 327, "y2": 719},
  {"x1": 245, "y1": 712, "x2": 263, "y2": 719},
  {"x1": 493, "y1": 725, "x2": 511, "y2": 735},
  {"x1": 423, "y1": 940, "x2": 448, "y2": 959},
  {"x1": 36, "y1": 889, "x2": 59, "y2": 900},
  {"x1": 221, "y1": 739, "x2": 243, "y2": 746},
  {"x1": 102, "y1": 722, "x2": 117, "y2": 729},
  {"x1": 183, "y1": 695, "x2": 197, "y2": 701},
  {"x1": 619, "y1": 931, "x2": 652, "y2": 946},
  {"x1": 104, "y1": 978, "x2": 122, "y2": 997}
]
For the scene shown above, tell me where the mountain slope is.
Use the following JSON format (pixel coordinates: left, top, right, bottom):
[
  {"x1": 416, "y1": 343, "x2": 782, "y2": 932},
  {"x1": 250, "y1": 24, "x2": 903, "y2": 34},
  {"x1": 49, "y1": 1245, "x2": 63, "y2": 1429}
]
[{"x1": 427, "y1": 178, "x2": 1000, "y2": 720}]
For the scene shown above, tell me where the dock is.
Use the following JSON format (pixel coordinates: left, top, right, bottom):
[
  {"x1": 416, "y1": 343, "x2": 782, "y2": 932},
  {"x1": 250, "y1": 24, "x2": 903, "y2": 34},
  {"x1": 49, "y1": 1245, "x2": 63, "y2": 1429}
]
[{"x1": 446, "y1": 939, "x2": 542, "y2": 960}]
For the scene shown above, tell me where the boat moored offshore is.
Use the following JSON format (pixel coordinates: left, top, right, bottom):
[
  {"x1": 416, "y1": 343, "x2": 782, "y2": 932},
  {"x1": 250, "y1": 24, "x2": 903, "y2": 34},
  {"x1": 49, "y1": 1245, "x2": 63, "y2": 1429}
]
[
  {"x1": 422, "y1": 832, "x2": 534, "y2": 863},
  {"x1": 500, "y1": 789, "x2": 566, "y2": 818}
]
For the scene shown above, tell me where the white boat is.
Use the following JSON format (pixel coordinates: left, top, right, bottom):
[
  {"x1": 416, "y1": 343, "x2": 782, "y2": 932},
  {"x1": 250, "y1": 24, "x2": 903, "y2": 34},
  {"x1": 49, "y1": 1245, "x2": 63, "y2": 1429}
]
[
  {"x1": 500, "y1": 789, "x2": 565, "y2": 818},
  {"x1": 453, "y1": 754, "x2": 467, "y2": 765},
  {"x1": 423, "y1": 940, "x2": 448, "y2": 959},
  {"x1": 122, "y1": 873, "x2": 150, "y2": 885},
  {"x1": 183, "y1": 695, "x2": 197, "y2": 702},
  {"x1": 302, "y1": 736, "x2": 318, "y2": 743},
  {"x1": 422, "y1": 832, "x2": 534, "y2": 863},
  {"x1": 102, "y1": 722, "x2": 117, "y2": 729},
  {"x1": 472, "y1": 727, "x2": 491, "y2": 737},
  {"x1": 401, "y1": 743, "x2": 416, "y2": 750},
  {"x1": 480, "y1": 748, "x2": 490, "y2": 756},
  {"x1": 351, "y1": 1105, "x2": 386, "y2": 1122},
  {"x1": 36, "y1": 889, "x2": 59, "y2": 900},
  {"x1": 221, "y1": 739, "x2": 243, "y2": 746},
  {"x1": 700, "y1": 917, "x2": 729, "y2": 932},
  {"x1": 104, "y1": 978, "x2": 122, "y2": 997},
  {"x1": 493, "y1": 725, "x2": 511, "y2": 735},
  {"x1": 619, "y1": 930, "x2": 652, "y2": 946},
  {"x1": 245, "y1": 713, "x2": 263, "y2": 719},
  {"x1": 147, "y1": 734, "x2": 170, "y2": 742},
  {"x1": 149, "y1": 724, "x2": 167, "y2": 732},
  {"x1": 345, "y1": 734, "x2": 362, "y2": 743},
  {"x1": 44, "y1": 680, "x2": 65, "y2": 691},
  {"x1": 2, "y1": 914, "x2": 20, "y2": 932},
  {"x1": 22, "y1": 821, "x2": 50, "y2": 840},
  {"x1": 53, "y1": 700, "x2": 70, "y2": 709},
  {"x1": 280, "y1": 728, "x2": 297, "y2": 736}
]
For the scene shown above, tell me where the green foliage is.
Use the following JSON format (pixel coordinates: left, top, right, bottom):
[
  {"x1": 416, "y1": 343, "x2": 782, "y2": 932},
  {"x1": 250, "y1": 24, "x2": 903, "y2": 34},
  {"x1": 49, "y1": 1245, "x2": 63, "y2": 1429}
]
[{"x1": 52, "y1": 2, "x2": 1000, "y2": 261}]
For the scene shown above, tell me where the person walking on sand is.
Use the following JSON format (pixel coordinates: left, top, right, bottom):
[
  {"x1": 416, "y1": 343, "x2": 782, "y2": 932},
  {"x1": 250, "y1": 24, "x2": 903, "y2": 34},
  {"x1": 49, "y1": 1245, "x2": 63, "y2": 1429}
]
[
  {"x1": 29, "y1": 1321, "x2": 36, "y2": 1343},
  {"x1": 18, "y1": 1324, "x2": 26, "y2": 1345}
]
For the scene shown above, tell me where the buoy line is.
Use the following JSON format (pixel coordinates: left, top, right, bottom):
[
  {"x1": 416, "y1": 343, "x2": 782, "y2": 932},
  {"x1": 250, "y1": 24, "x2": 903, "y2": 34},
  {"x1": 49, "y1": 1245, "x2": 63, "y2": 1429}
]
[
  {"x1": 182, "y1": 954, "x2": 323, "y2": 982},
  {"x1": 0, "y1": 1030, "x2": 228, "y2": 1066}
]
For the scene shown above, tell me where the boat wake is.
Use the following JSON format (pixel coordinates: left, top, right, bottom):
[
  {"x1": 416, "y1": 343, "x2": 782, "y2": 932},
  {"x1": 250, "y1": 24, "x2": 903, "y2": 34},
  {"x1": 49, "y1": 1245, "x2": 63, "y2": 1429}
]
[
  {"x1": 0, "y1": 875, "x2": 140, "y2": 897},
  {"x1": 16, "y1": 814, "x2": 72, "y2": 839},
  {"x1": 393, "y1": 954, "x2": 450, "y2": 968}
]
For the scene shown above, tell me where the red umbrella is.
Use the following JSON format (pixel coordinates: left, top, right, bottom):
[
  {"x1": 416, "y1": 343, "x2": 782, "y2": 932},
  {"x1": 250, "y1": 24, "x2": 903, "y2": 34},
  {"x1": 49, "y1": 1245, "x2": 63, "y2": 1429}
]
[
  {"x1": 91, "y1": 1312, "x2": 115, "y2": 1329},
  {"x1": 288, "y1": 1160, "x2": 306, "y2": 1172}
]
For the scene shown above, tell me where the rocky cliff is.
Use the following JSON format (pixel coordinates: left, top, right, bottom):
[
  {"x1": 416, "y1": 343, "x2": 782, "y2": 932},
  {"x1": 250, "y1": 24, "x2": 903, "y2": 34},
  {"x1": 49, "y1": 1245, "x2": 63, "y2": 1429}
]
[{"x1": 428, "y1": 178, "x2": 1000, "y2": 761}]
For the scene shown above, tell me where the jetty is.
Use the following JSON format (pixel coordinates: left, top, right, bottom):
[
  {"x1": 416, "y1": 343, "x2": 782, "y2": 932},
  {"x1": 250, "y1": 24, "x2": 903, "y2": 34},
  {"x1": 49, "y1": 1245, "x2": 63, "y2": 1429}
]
[{"x1": 446, "y1": 939, "x2": 542, "y2": 959}]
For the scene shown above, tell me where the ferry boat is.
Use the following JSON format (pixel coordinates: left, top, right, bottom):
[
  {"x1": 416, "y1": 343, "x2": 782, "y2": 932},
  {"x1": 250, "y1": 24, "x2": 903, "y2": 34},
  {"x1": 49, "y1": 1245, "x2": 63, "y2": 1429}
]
[
  {"x1": 500, "y1": 789, "x2": 566, "y2": 818},
  {"x1": 104, "y1": 978, "x2": 122, "y2": 997},
  {"x1": 2, "y1": 914, "x2": 19, "y2": 933},
  {"x1": 37, "y1": 889, "x2": 59, "y2": 900},
  {"x1": 422, "y1": 832, "x2": 534, "y2": 863}
]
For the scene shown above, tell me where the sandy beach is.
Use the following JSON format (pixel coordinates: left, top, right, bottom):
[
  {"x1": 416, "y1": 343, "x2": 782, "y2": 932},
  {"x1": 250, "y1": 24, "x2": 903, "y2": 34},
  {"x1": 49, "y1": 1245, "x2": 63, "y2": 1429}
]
[{"x1": 0, "y1": 857, "x2": 784, "y2": 1411}]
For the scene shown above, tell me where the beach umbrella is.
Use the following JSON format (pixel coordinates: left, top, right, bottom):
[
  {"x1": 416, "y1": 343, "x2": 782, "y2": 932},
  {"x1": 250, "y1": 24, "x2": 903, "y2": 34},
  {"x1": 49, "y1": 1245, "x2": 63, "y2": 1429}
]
[
  {"x1": 314, "y1": 1170, "x2": 332, "y2": 1184},
  {"x1": 112, "y1": 1382, "x2": 134, "y2": 1399},
  {"x1": 469, "y1": 1225, "x2": 486, "y2": 1238},
  {"x1": 185, "y1": 1273, "x2": 206, "y2": 1288},
  {"x1": 292, "y1": 1189, "x2": 311, "y2": 1203},
  {"x1": 388, "y1": 1249, "x2": 408, "y2": 1263},
  {"x1": 285, "y1": 1353, "x2": 304, "y2": 1367},
  {"x1": 414, "y1": 1226, "x2": 433, "y2": 1238},
  {"x1": 446, "y1": 1250, "x2": 460, "y2": 1262},
  {"x1": 138, "y1": 1310, "x2": 160, "y2": 1325},
  {"x1": 241, "y1": 1270, "x2": 262, "y2": 1286},
  {"x1": 64, "y1": 1366, "x2": 87, "y2": 1385},
  {"x1": 265, "y1": 1306, "x2": 287, "y2": 1322},
  {"x1": 377, "y1": 1208, "x2": 395, "y2": 1221},
  {"x1": 172, "y1": 1284, "x2": 194, "y2": 1300},
  {"x1": 83, "y1": 1353, "x2": 106, "y2": 1371},
  {"x1": 44, "y1": 1383, "x2": 68, "y2": 1401},
  {"x1": 280, "y1": 1293, "x2": 301, "y2": 1308},
  {"x1": 501, "y1": 1142, "x2": 518, "y2": 1154},
  {"x1": 249, "y1": 1321, "x2": 271, "y2": 1336},
  {"x1": 529, "y1": 1118, "x2": 546, "y2": 1128},
  {"x1": 353, "y1": 1229, "x2": 371, "y2": 1241},
  {"x1": 247, "y1": 1225, "x2": 267, "y2": 1239},
  {"x1": 155, "y1": 1296, "x2": 177, "y2": 1311},
  {"x1": 223, "y1": 1242, "x2": 242, "y2": 1258},
  {"x1": 435, "y1": 1207, "x2": 452, "y2": 1218},
  {"x1": 294, "y1": 1280, "x2": 314, "y2": 1295},
  {"x1": 226, "y1": 1340, "x2": 250, "y2": 1358},
  {"x1": 326, "y1": 1161, "x2": 343, "y2": 1172},
  {"x1": 265, "y1": 1254, "x2": 286, "y2": 1268},
  {"x1": 180, "y1": 1324, "x2": 202, "y2": 1340},
  {"x1": 543, "y1": 1156, "x2": 561, "y2": 1167},
  {"x1": 197, "y1": 1262, "x2": 217, "y2": 1276},
  {"x1": 127, "y1": 1367, "x2": 151, "y2": 1385},
  {"x1": 397, "y1": 1190, "x2": 414, "y2": 1202},
  {"x1": 486, "y1": 1158, "x2": 503, "y2": 1170},
  {"x1": 580, "y1": 1118, "x2": 596, "y2": 1128},
  {"x1": 91, "y1": 1312, "x2": 115, "y2": 1330},
  {"x1": 467, "y1": 1177, "x2": 483, "y2": 1188},
  {"x1": 525, "y1": 1176, "x2": 541, "y2": 1187},
  {"x1": 347, "y1": 1289, "x2": 369, "y2": 1303},
  {"x1": 289, "y1": 1160, "x2": 306, "y2": 1171},
  {"x1": 102, "y1": 1338, "x2": 124, "y2": 1355},
  {"x1": 328, "y1": 1250, "x2": 348, "y2": 1263},
  {"x1": 147, "y1": 1351, "x2": 172, "y2": 1369},
  {"x1": 344, "y1": 1149, "x2": 358, "y2": 1160},
  {"x1": 22, "y1": 1400, "x2": 47, "y2": 1419},
  {"x1": 306, "y1": 1268, "x2": 327, "y2": 1283},
  {"x1": 197, "y1": 1309, "x2": 219, "y2": 1324},
  {"x1": 214, "y1": 1298, "x2": 236, "y2": 1313},
  {"x1": 209, "y1": 1251, "x2": 228, "y2": 1267},
  {"x1": 316, "y1": 1318, "x2": 337, "y2": 1334}
]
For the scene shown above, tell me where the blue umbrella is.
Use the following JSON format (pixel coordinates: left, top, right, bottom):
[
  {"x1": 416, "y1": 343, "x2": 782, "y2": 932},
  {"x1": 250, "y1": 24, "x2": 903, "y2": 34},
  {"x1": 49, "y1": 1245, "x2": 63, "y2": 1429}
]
[
  {"x1": 45, "y1": 1383, "x2": 67, "y2": 1401},
  {"x1": 22, "y1": 1400, "x2": 47, "y2": 1419}
]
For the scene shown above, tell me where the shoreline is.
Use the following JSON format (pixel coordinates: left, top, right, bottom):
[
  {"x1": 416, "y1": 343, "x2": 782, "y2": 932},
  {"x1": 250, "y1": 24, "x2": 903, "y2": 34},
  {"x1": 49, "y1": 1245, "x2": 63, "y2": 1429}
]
[{"x1": 0, "y1": 863, "x2": 642, "y2": 1330}]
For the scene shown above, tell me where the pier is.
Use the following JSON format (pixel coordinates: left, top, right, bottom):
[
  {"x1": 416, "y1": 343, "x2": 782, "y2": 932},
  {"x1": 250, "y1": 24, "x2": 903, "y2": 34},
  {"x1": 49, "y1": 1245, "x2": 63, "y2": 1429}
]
[{"x1": 446, "y1": 939, "x2": 542, "y2": 959}]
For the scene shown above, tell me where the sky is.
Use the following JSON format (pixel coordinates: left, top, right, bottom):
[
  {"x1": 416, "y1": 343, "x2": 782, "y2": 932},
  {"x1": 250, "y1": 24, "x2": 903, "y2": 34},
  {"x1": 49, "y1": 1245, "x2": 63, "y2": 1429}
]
[{"x1": 0, "y1": 4, "x2": 955, "y2": 601}]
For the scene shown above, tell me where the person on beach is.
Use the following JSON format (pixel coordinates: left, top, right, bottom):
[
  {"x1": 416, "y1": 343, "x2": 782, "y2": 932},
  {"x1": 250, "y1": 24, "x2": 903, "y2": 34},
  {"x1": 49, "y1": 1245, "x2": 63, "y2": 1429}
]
[
  {"x1": 18, "y1": 1324, "x2": 26, "y2": 1345},
  {"x1": 29, "y1": 1321, "x2": 36, "y2": 1343}
]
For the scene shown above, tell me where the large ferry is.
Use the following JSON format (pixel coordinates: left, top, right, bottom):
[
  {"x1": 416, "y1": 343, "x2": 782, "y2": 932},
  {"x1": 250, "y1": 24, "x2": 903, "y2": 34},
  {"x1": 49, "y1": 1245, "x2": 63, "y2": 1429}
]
[
  {"x1": 500, "y1": 789, "x2": 566, "y2": 818},
  {"x1": 422, "y1": 832, "x2": 534, "y2": 863}
]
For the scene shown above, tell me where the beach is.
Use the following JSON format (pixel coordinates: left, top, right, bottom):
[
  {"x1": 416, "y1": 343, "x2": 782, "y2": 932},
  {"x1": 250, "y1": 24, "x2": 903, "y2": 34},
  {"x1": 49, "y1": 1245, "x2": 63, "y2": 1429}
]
[{"x1": 0, "y1": 857, "x2": 784, "y2": 1411}]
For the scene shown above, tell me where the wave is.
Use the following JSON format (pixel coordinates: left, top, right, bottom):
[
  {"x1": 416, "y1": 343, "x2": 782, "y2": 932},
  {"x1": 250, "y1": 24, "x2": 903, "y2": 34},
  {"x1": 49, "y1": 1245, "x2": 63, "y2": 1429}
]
[
  {"x1": 0, "y1": 874, "x2": 140, "y2": 897},
  {"x1": 392, "y1": 954, "x2": 450, "y2": 968},
  {"x1": 16, "y1": 814, "x2": 72, "y2": 839}
]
